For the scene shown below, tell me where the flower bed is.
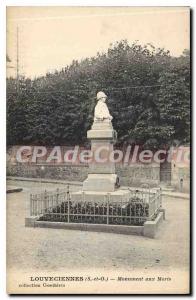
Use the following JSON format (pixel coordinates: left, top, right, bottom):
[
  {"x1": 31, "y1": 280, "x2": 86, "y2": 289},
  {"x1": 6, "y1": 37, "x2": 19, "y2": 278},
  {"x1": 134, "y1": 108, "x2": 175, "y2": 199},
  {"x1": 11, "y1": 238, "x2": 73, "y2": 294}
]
[{"x1": 38, "y1": 198, "x2": 151, "y2": 226}]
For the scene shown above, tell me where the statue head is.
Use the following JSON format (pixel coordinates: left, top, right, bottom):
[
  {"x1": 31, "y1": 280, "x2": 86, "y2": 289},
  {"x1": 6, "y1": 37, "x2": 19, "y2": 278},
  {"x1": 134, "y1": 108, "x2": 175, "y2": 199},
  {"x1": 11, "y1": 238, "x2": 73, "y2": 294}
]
[{"x1": 97, "y1": 91, "x2": 107, "y2": 102}]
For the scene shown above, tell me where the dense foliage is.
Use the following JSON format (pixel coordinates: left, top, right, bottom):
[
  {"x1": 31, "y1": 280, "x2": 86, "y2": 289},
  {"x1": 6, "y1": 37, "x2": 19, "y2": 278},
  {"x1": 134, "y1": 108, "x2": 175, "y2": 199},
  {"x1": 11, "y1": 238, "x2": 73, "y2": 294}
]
[{"x1": 7, "y1": 41, "x2": 190, "y2": 148}]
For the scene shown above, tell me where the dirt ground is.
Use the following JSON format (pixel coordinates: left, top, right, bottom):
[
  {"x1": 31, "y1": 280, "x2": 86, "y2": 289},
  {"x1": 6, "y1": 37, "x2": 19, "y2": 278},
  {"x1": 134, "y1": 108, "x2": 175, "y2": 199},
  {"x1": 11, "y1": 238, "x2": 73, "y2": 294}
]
[{"x1": 7, "y1": 180, "x2": 190, "y2": 274}]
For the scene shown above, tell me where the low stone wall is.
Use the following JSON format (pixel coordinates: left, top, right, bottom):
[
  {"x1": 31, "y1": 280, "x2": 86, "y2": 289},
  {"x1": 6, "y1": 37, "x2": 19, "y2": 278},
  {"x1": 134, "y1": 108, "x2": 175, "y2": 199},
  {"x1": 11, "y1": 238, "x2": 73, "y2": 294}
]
[
  {"x1": 7, "y1": 163, "x2": 89, "y2": 182},
  {"x1": 117, "y1": 164, "x2": 160, "y2": 186},
  {"x1": 7, "y1": 162, "x2": 160, "y2": 187}
]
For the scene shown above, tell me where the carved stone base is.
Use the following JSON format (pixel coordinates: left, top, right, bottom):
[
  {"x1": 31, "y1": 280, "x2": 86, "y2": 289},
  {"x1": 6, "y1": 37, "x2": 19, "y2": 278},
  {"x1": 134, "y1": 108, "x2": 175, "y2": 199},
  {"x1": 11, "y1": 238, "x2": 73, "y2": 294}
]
[
  {"x1": 87, "y1": 119, "x2": 117, "y2": 140},
  {"x1": 71, "y1": 188, "x2": 131, "y2": 203},
  {"x1": 83, "y1": 173, "x2": 117, "y2": 192}
]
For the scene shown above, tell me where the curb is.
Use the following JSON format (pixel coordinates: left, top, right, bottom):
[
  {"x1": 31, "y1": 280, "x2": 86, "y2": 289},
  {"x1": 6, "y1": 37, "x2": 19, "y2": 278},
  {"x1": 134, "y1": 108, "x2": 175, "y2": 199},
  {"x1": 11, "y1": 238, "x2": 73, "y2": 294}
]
[
  {"x1": 6, "y1": 187, "x2": 23, "y2": 193},
  {"x1": 7, "y1": 176, "x2": 189, "y2": 199},
  {"x1": 7, "y1": 176, "x2": 82, "y2": 186},
  {"x1": 25, "y1": 211, "x2": 165, "y2": 238}
]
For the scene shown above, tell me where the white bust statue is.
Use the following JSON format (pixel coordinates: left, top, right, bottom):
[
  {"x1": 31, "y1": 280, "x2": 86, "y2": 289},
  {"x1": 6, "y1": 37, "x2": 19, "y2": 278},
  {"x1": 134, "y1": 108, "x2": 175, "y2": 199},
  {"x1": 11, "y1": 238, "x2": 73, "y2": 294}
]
[{"x1": 94, "y1": 91, "x2": 113, "y2": 121}]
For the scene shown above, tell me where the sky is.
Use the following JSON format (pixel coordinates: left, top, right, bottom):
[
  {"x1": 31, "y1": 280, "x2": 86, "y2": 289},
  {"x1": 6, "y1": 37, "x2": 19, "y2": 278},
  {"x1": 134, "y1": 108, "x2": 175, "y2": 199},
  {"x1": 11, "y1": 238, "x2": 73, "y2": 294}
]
[{"x1": 6, "y1": 6, "x2": 190, "y2": 78}]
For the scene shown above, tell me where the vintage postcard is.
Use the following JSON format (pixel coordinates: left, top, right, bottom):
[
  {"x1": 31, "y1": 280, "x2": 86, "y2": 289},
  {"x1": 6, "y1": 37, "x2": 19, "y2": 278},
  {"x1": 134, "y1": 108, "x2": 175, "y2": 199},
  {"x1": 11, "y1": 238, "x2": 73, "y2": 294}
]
[{"x1": 6, "y1": 6, "x2": 190, "y2": 294}]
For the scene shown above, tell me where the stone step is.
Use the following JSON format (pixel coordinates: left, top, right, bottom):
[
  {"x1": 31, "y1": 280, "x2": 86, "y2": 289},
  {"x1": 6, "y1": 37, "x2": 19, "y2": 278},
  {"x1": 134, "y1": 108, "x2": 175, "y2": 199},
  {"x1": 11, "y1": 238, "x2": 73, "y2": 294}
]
[
  {"x1": 6, "y1": 186, "x2": 23, "y2": 193},
  {"x1": 161, "y1": 187, "x2": 175, "y2": 192}
]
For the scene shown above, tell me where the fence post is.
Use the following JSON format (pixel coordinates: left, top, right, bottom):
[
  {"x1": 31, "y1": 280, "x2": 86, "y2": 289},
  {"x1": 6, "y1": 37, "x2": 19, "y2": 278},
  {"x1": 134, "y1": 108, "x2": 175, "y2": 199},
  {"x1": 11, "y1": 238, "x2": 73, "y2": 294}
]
[
  {"x1": 35, "y1": 195, "x2": 38, "y2": 216},
  {"x1": 67, "y1": 184, "x2": 70, "y2": 223},
  {"x1": 107, "y1": 193, "x2": 110, "y2": 225},
  {"x1": 44, "y1": 190, "x2": 47, "y2": 213},
  {"x1": 148, "y1": 199, "x2": 152, "y2": 221},
  {"x1": 30, "y1": 194, "x2": 32, "y2": 216},
  {"x1": 56, "y1": 188, "x2": 59, "y2": 205},
  {"x1": 82, "y1": 191, "x2": 85, "y2": 202},
  {"x1": 160, "y1": 188, "x2": 162, "y2": 208}
]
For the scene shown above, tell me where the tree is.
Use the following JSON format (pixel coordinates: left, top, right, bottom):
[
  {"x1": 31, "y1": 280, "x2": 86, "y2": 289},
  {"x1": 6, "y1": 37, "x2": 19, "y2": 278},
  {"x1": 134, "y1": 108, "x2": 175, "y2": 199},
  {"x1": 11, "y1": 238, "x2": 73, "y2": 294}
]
[
  {"x1": 156, "y1": 50, "x2": 190, "y2": 146},
  {"x1": 6, "y1": 41, "x2": 190, "y2": 148}
]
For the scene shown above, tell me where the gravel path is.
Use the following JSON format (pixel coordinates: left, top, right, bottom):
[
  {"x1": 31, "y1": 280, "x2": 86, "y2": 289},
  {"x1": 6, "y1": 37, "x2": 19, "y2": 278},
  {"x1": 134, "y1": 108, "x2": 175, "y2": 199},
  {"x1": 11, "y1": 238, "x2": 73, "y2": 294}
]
[{"x1": 7, "y1": 180, "x2": 189, "y2": 273}]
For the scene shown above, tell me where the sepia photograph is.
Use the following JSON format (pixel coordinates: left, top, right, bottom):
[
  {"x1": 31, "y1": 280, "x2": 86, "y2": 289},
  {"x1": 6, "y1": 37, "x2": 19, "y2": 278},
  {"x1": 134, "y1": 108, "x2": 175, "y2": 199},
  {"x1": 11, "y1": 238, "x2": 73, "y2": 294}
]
[{"x1": 6, "y1": 6, "x2": 190, "y2": 294}]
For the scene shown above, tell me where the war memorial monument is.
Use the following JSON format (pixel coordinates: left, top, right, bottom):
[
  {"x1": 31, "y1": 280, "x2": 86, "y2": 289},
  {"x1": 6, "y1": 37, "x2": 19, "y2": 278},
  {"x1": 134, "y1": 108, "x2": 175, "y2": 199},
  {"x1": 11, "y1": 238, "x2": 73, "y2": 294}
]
[{"x1": 25, "y1": 92, "x2": 164, "y2": 238}]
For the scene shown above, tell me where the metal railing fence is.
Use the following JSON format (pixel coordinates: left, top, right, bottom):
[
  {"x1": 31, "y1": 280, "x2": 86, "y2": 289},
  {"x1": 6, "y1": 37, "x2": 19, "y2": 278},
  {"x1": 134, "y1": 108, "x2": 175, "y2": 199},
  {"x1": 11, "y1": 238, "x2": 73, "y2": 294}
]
[{"x1": 30, "y1": 185, "x2": 161, "y2": 226}]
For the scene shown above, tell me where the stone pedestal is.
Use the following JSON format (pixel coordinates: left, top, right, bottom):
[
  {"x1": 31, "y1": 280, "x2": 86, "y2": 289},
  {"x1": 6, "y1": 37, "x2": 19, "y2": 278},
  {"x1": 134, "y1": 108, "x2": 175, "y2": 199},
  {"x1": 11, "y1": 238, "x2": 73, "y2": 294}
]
[
  {"x1": 83, "y1": 174, "x2": 117, "y2": 192},
  {"x1": 71, "y1": 189, "x2": 131, "y2": 204},
  {"x1": 83, "y1": 119, "x2": 117, "y2": 192},
  {"x1": 71, "y1": 118, "x2": 131, "y2": 202}
]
